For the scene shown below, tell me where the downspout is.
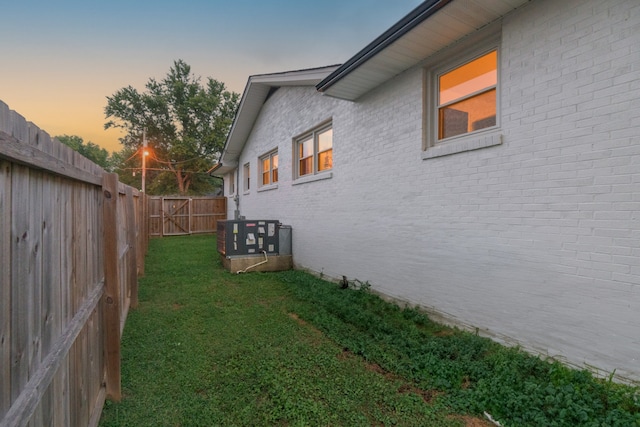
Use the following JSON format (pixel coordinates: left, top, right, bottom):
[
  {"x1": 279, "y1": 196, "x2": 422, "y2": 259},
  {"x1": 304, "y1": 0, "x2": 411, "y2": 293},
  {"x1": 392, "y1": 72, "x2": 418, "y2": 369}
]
[{"x1": 234, "y1": 168, "x2": 240, "y2": 219}]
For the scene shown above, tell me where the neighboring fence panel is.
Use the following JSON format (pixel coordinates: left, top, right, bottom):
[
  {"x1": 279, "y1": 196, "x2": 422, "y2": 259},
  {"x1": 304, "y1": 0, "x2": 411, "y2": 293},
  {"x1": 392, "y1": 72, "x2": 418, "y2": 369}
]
[
  {"x1": 0, "y1": 100, "x2": 147, "y2": 427},
  {"x1": 192, "y1": 197, "x2": 227, "y2": 234},
  {"x1": 148, "y1": 196, "x2": 163, "y2": 238},
  {"x1": 149, "y1": 196, "x2": 226, "y2": 237}
]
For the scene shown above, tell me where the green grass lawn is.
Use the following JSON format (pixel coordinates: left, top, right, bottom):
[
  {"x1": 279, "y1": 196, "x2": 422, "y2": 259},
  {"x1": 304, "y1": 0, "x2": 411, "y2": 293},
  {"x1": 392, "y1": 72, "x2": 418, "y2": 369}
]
[{"x1": 100, "y1": 234, "x2": 639, "y2": 427}]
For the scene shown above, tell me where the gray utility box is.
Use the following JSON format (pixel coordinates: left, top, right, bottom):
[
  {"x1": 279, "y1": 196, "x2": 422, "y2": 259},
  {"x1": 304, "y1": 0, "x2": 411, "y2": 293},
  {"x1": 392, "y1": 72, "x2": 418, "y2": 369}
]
[
  {"x1": 278, "y1": 225, "x2": 292, "y2": 256},
  {"x1": 217, "y1": 220, "x2": 280, "y2": 257}
]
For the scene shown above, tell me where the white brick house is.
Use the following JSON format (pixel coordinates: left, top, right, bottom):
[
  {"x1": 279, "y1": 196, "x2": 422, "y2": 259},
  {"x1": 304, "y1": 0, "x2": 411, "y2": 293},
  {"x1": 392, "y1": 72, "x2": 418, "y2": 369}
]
[{"x1": 213, "y1": 0, "x2": 640, "y2": 382}]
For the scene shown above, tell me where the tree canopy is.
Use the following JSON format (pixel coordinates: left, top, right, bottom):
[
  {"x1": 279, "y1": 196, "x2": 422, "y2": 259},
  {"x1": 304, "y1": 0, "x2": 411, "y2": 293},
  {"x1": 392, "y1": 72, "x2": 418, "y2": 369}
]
[
  {"x1": 104, "y1": 60, "x2": 239, "y2": 195},
  {"x1": 56, "y1": 134, "x2": 111, "y2": 170}
]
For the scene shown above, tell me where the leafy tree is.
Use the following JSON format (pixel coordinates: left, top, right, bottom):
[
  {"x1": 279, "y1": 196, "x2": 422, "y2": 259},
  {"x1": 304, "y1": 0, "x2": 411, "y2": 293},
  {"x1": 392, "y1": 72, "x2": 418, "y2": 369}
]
[
  {"x1": 108, "y1": 146, "x2": 140, "y2": 188},
  {"x1": 56, "y1": 134, "x2": 111, "y2": 170},
  {"x1": 104, "y1": 59, "x2": 239, "y2": 195},
  {"x1": 109, "y1": 145, "x2": 223, "y2": 196}
]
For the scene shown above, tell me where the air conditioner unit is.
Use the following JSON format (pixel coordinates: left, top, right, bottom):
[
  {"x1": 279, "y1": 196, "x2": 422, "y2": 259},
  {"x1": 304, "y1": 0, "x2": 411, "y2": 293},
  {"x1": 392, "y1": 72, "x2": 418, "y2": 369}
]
[{"x1": 217, "y1": 219, "x2": 281, "y2": 257}]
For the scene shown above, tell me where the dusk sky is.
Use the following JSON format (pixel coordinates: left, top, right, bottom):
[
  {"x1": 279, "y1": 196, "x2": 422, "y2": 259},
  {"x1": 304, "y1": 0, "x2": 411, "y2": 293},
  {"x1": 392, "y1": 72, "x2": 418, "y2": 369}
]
[{"x1": 1, "y1": 0, "x2": 422, "y2": 153}]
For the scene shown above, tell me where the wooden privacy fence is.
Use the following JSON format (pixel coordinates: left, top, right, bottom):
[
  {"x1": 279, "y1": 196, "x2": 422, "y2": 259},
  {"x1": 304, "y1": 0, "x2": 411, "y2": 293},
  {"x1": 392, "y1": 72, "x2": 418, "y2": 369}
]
[
  {"x1": 0, "y1": 101, "x2": 148, "y2": 427},
  {"x1": 149, "y1": 196, "x2": 226, "y2": 237}
]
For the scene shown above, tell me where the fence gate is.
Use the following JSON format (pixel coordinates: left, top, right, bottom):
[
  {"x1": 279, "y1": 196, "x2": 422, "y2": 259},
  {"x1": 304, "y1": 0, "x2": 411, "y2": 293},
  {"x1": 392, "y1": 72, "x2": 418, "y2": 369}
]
[
  {"x1": 149, "y1": 197, "x2": 227, "y2": 237},
  {"x1": 163, "y1": 198, "x2": 191, "y2": 236}
]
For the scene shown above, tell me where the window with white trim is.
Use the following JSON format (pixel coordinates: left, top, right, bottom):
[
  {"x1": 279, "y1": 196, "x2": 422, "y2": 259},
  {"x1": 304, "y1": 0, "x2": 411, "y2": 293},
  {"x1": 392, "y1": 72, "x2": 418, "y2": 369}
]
[
  {"x1": 243, "y1": 162, "x2": 250, "y2": 192},
  {"x1": 424, "y1": 44, "x2": 500, "y2": 157},
  {"x1": 228, "y1": 170, "x2": 235, "y2": 195},
  {"x1": 294, "y1": 122, "x2": 332, "y2": 179},
  {"x1": 260, "y1": 150, "x2": 278, "y2": 186}
]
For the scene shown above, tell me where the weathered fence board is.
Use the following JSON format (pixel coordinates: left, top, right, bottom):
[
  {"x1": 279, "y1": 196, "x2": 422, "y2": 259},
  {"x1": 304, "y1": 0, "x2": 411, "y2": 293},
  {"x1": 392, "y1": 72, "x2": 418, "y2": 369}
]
[
  {"x1": 0, "y1": 285, "x2": 103, "y2": 427},
  {"x1": 0, "y1": 100, "x2": 147, "y2": 427},
  {"x1": 103, "y1": 173, "x2": 121, "y2": 402},
  {"x1": 11, "y1": 164, "x2": 31, "y2": 405},
  {"x1": 0, "y1": 160, "x2": 11, "y2": 417}
]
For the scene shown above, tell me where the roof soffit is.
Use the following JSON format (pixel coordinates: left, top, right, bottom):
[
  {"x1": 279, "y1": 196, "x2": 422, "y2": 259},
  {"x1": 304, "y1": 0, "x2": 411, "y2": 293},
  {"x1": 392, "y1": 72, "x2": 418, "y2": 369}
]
[{"x1": 318, "y1": 0, "x2": 530, "y2": 100}]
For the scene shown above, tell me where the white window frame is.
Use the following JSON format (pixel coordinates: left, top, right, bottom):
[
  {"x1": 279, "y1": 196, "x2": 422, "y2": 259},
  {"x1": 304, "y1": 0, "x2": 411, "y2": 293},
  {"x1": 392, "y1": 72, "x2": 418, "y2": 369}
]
[
  {"x1": 228, "y1": 170, "x2": 235, "y2": 195},
  {"x1": 243, "y1": 162, "x2": 250, "y2": 193},
  {"x1": 293, "y1": 120, "x2": 333, "y2": 183},
  {"x1": 259, "y1": 149, "x2": 278, "y2": 191},
  {"x1": 422, "y1": 33, "x2": 502, "y2": 159}
]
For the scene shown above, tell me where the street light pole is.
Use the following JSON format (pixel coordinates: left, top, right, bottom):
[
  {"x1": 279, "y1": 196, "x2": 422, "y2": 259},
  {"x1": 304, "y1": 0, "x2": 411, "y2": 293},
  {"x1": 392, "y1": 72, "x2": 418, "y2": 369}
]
[{"x1": 142, "y1": 129, "x2": 147, "y2": 193}]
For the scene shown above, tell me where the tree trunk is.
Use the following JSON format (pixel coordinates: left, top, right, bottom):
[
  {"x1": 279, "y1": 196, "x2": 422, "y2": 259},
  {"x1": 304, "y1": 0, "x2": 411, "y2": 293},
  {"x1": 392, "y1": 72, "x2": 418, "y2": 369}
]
[{"x1": 173, "y1": 167, "x2": 186, "y2": 195}]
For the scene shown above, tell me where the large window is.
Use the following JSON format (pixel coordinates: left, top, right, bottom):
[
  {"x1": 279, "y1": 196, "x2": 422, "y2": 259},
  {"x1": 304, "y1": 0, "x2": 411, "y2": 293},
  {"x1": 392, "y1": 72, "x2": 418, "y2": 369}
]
[
  {"x1": 295, "y1": 122, "x2": 332, "y2": 179},
  {"x1": 260, "y1": 150, "x2": 278, "y2": 186},
  {"x1": 434, "y1": 49, "x2": 497, "y2": 141},
  {"x1": 423, "y1": 31, "x2": 502, "y2": 159}
]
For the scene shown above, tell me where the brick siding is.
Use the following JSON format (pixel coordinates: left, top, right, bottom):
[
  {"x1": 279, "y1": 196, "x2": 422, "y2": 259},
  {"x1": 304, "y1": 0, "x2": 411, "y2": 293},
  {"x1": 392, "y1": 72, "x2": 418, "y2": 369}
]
[{"x1": 226, "y1": 0, "x2": 640, "y2": 381}]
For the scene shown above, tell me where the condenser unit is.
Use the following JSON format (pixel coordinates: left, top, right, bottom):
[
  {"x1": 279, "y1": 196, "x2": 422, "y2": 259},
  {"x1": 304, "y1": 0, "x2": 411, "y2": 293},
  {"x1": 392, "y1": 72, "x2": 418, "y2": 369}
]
[{"x1": 217, "y1": 219, "x2": 281, "y2": 257}]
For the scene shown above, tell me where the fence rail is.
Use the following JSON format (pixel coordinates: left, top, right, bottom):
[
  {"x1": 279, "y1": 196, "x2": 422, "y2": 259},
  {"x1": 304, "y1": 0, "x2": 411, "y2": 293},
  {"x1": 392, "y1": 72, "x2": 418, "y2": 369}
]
[{"x1": 0, "y1": 101, "x2": 147, "y2": 427}]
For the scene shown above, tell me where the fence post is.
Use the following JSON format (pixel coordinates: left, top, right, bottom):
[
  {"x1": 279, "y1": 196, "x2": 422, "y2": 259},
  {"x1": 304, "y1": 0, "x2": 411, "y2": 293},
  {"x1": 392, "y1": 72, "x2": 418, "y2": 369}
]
[
  {"x1": 160, "y1": 197, "x2": 165, "y2": 237},
  {"x1": 142, "y1": 193, "x2": 148, "y2": 266},
  {"x1": 137, "y1": 193, "x2": 147, "y2": 276},
  {"x1": 102, "y1": 173, "x2": 121, "y2": 401},
  {"x1": 125, "y1": 187, "x2": 138, "y2": 309}
]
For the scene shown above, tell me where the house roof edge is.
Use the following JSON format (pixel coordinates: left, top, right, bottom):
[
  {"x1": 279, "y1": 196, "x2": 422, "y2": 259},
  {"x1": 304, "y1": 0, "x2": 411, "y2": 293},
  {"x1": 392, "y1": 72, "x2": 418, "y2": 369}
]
[
  {"x1": 213, "y1": 65, "x2": 340, "y2": 176},
  {"x1": 316, "y1": 0, "x2": 453, "y2": 93}
]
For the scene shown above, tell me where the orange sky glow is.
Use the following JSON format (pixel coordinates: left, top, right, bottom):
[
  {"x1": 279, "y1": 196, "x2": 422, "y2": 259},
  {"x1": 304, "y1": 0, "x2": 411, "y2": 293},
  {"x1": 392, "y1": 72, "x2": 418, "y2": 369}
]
[{"x1": 1, "y1": 0, "x2": 422, "y2": 154}]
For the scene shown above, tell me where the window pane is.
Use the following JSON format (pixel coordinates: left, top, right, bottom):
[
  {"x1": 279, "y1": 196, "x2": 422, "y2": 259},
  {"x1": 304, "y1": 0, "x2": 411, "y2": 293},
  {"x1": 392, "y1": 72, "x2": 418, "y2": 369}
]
[
  {"x1": 271, "y1": 154, "x2": 278, "y2": 183},
  {"x1": 299, "y1": 157, "x2": 313, "y2": 176},
  {"x1": 299, "y1": 138, "x2": 313, "y2": 159},
  {"x1": 317, "y1": 128, "x2": 332, "y2": 152},
  {"x1": 262, "y1": 158, "x2": 271, "y2": 185},
  {"x1": 317, "y1": 149, "x2": 332, "y2": 172},
  {"x1": 438, "y1": 88, "x2": 496, "y2": 139},
  {"x1": 439, "y1": 50, "x2": 496, "y2": 105}
]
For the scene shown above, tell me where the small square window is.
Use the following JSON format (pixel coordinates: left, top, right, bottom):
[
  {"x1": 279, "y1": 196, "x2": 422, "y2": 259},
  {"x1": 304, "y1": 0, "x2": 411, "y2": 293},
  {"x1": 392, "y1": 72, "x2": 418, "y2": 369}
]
[{"x1": 294, "y1": 122, "x2": 332, "y2": 179}]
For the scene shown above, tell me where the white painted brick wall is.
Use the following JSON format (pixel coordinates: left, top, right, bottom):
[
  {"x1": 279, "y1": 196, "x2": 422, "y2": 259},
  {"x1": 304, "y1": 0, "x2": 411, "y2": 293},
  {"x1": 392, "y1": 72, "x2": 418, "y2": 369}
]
[{"x1": 225, "y1": 0, "x2": 640, "y2": 382}]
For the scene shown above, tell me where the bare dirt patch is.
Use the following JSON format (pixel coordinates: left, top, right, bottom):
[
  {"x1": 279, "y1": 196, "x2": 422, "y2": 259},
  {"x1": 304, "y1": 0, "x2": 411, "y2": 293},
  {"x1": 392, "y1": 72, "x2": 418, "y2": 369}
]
[
  {"x1": 287, "y1": 312, "x2": 325, "y2": 344},
  {"x1": 340, "y1": 349, "x2": 443, "y2": 404}
]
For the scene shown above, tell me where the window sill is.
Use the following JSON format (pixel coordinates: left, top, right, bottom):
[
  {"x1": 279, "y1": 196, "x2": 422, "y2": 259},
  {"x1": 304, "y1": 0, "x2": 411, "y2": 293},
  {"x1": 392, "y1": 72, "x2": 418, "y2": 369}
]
[
  {"x1": 422, "y1": 132, "x2": 503, "y2": 160},
  {"x1": 257, "y1": 184, "x2": 278, "y2": 193},
  {"x1": 243, "y1": 190, "x2": 250, "y2": 195},
  {"x1": 292, "y1": 171, "x2": 333, "y2": 186}
]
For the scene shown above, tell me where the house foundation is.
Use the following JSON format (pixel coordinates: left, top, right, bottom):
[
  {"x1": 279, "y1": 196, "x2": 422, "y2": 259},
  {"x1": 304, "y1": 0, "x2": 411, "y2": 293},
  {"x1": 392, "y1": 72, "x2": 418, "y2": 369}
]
[{"x1": 221, "y1": 254, "x2": 293, "y2": 274}]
